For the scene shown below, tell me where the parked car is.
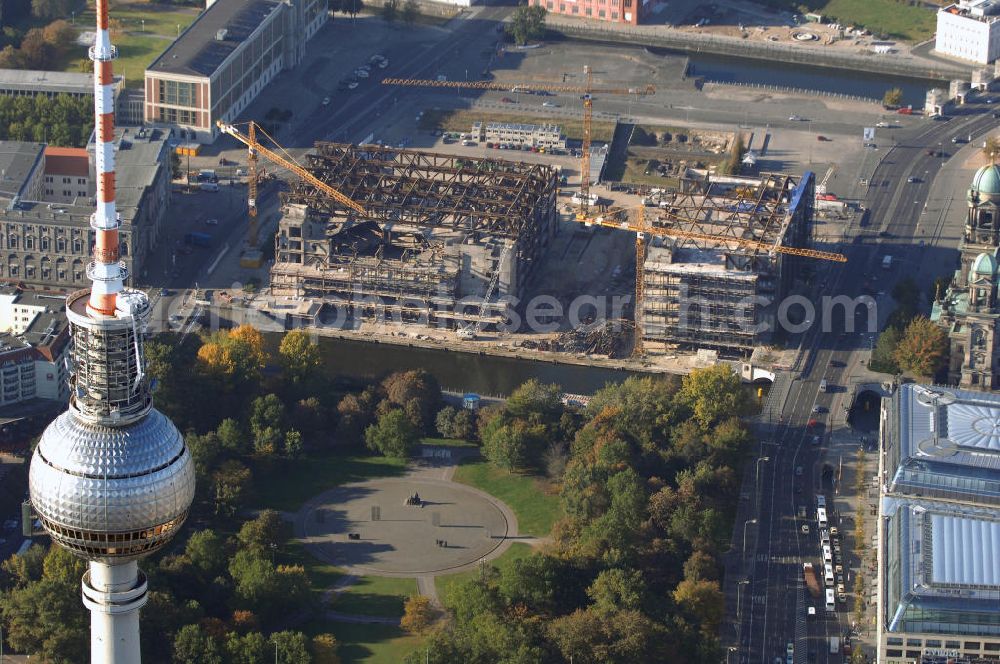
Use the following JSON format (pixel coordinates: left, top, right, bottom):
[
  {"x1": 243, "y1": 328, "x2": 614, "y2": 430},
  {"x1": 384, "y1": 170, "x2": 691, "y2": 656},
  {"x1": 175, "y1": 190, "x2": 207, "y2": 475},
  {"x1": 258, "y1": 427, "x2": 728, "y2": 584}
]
[
  {"x1": 816, "y1": 135, "x2": 830, "y2": 141},
  {"x1": 501, "y1": 97, "x2": 515, "y2": 103},
  {"x1": 205, "y1": 218, "x2": 218, "y2": 225},
  {"x1": 322, "y1": 97, "x2": 331, "y2": 106}
]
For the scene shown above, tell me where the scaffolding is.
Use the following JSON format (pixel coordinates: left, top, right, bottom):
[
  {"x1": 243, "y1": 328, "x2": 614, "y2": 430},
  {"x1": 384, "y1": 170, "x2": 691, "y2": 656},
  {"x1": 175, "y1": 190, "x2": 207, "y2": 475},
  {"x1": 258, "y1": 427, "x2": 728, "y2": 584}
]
[
  {"x1": 272, "y1": 145, "x2": 558, "y2": 327},
  {"x1": 639, "y1": 173, "x2": 815, "y2": 353}
]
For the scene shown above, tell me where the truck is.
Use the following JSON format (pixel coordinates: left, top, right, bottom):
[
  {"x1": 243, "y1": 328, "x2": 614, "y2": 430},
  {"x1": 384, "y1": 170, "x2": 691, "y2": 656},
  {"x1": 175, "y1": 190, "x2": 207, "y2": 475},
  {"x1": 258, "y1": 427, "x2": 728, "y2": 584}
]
[
  {"x1": 882, "y1": 255, "x2": 892, "y2": 270},
  {"x1": 830, "y1": 637, "x2": 840, "y2": 654},
  {"x1": 803, "y1": 563, "x2": 821, "y2": 598},
  {"x1": 184, "y1": 232, "x2": 212, "y2": 248}
]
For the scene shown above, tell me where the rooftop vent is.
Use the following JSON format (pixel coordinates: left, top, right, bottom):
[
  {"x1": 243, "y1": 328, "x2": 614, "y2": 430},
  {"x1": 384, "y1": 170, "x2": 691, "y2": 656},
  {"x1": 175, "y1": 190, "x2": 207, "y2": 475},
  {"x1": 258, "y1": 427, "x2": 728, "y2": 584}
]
[{"x1": 215, "y1": 29, "x2": 228, "y2": 41}]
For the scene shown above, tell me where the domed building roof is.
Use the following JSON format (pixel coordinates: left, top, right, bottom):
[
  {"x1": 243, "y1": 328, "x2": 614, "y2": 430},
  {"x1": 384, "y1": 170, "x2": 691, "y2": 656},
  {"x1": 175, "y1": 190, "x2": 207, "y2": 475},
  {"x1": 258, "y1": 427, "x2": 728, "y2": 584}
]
[
  {"x1": 972, "y1": 164, "x2": 1000, "y2": 196},
  {"x1": 970, "y1": 252, "x2": 998, "y2": 284}
]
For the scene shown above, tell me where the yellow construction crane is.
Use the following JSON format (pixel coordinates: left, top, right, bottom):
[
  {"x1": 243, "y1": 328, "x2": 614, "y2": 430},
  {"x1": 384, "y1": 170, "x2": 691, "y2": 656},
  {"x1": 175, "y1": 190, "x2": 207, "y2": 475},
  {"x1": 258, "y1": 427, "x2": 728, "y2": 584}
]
[
  {"x1": 217, "y1": 120, "x2": 368, "y2": 266},
  {"x1": 571, "y1": 205, "x2": 847, "y2": 356},
  {"x1": 381, "y1": 72, "x2": 655, "y2": 216}
]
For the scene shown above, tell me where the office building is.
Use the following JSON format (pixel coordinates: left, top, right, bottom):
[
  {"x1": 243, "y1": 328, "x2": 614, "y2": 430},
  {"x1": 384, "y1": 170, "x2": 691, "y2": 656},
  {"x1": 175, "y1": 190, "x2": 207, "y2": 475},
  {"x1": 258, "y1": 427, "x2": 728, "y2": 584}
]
[
  {"x1": 144, "y1": 0, "x2": 328, "y2": 143},
  {"x1": 936, "y1": 0, "x2": 1000, "y2": 64},
  {"x1": 527, "y1": 0, "x2": 652, "y2": 25},
  {"x1": 877, "y1": 384, "x2": 1000, "y2": 663},
  {"x1": 0, "y1": 128, "x2": 172, "y2": 290}
]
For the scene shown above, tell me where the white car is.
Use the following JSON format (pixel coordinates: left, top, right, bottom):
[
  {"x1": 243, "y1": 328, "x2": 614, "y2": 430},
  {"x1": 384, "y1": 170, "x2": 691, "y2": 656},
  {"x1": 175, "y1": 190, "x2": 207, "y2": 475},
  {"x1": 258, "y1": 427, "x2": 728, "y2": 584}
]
[
  {"x1": 542, "y1": 101, "x2": 559, "y2": 107},
  {"x1": 789, "y1": 114, "x2": 801, "y2": 121},
  {"x1": 322, "y1": 97, "x2": 331, "y2": 106},
  {"x1": 205, "y1": 218, "x2": 218, "y2": 225},
  {"x1": 347, "y1": 81, "x2": 359, "y2": 90}
]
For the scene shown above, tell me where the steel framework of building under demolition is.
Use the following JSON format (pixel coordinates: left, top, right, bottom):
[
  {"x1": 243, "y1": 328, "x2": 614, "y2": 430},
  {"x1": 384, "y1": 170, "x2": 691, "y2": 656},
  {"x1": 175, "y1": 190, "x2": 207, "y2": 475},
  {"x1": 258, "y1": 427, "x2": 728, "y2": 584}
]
[
  {"x1": 271, "y1": 144, "x2": 558, "y2": 326},
  {"x1": 639, "y1": 172, "x2": 814, "y2": 353}
]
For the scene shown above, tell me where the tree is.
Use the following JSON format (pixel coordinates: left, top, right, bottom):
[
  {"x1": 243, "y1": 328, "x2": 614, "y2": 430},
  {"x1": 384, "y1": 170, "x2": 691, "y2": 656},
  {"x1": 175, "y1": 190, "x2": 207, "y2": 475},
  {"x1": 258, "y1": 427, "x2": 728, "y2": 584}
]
[
  {"x1": 436, "y1": 405, "x2": 458, "y2": 438},
  {"x1": 673, "y1": 578, "x2": 725, "y2": 638},
  {"x1": 365, "y1": 408, "x2": 419, "y2": 457},
  {"x1": 586, "y1": 568, "x2": 645, "y2": 615},
  {"x1": 213, "y1": 460, "x2": 252, "y2": 517},
  {"x1": 870, "y1": 326, "x2": 901, "y2": 374},
  {"x1": 270, "y1": 631, "x2": 311, "y2": 664},
  {"x1": 505, "y1": 378, "x2": 562, "y2": 424},
  {"x1": 985, "y1": 135, "x2": 1000, "y2": 163},
  {"x1": 186, "y1": 430, "x2": 222, "y2": 478},
  {"x1": 382, "y1": 0, "x2": 399, "y2": 23},
  {"x1": 217, "y1": 417, "x2": 246, "y2": 453},
  {"x1": 683, "y1": 550, "x2": 719, "y2": 582},
  {"x1": 382, "y1": 369, "x2": 441, "y2": 429},
  {"x1": 311, "y1": 633, "x2": 341, "y2": 664},
  {"x1": 336, "y1": 387, "x2": 379, "y2": 446},
  {"x1": 507, "y1": 5, "x2": 546, "y2": 46},
  {"x1": 401, "y1": 0, "x2": 418, "y2": 23},
  {"x1": 31, "y1": 0, "x2": 80, "y2": 21},
  {"x1": 894, "y1": 316, "x2": 949, "y2": 378},
  {"x1": 250, "y1": 393, "x2": 286, "y2": 455},
  {"x1": 173, "y1": 624, "x2": 224, "y2": 664},
  {"x1": 225, "y1": 631, "x2": 268, "y2": 664},
  {"x1": 228, "y1": 549, "x2": 277, "y2": 607},
  {"x1": 279, "y1": 328, "x2": 322, "y2": 385},
  {"x1": 883, "y1": 87, "x2": 903, "y2": 108},
  {"x1": 400, "y1": 594, "x2": 434, "y2": 634},
  {"x1": 678, "y1": 364, "x2": 749, "y2": 429},
  {"x1": 237, "y1": 509, "x2": 285, "y2": 553},
  {"x1": 480, "y1": 416, "x2": 537, "y2": 472},
  {"x1": 285, "y1": 429, "x2": 304, "y2": 457},
  {"x1": 185, "y1": 529, "x2": 227, "y2": 577}
]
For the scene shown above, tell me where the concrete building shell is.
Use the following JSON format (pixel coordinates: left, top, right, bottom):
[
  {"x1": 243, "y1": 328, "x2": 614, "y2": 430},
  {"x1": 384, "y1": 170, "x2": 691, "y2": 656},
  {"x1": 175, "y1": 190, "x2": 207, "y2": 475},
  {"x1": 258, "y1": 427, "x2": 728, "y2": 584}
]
[
  {"x1": 638, "y1": 172, "x2": 814, "y2": 354},
  {"x1": 272, "y1": 144, "x2": 559, "y2": 328}
]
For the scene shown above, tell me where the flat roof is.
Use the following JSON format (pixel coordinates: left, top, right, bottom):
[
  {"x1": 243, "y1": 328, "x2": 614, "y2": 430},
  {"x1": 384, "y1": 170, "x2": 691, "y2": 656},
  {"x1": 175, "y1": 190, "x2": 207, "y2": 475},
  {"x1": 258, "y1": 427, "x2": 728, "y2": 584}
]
[
  {"x1": 44, "y1": 147, "x2": 89, "y2": 178},
  {"x1": 0, "y1": 141, "x2": 45, "y2": 200},
  {"x1": 147, "y1": 0, "x2": 282, "y2": 78},
  {"x1": 883, "y1": 496, "x2": 1000, "y2": 633},
  {"x1": 888, "y1": 384, "x2": 1000, "y2": 504},
  {"x1": 0, "y1": 68, "x2": 121, "y2": 95}
]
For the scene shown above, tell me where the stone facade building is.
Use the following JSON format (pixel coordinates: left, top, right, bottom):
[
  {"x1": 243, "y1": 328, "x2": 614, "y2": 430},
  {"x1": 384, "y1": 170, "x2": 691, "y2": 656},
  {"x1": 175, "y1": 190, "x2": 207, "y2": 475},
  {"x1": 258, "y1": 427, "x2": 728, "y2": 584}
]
[
  {"x1": 932, "y1": 164, "x2": 1000, "y2": 389},
  {"x1": 0, "y1": 128, "x2": 171, "y2": 290}
]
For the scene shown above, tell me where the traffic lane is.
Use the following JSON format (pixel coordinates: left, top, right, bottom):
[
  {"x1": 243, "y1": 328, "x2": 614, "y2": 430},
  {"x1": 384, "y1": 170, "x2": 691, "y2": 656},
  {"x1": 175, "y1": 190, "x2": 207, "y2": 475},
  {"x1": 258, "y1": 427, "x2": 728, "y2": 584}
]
[
  {"x1": 747, "y1": 376, "x2": 819, "y2": 663},
  {"x1": 297, "y1": 7, "x2": 508, "y2": 144}
]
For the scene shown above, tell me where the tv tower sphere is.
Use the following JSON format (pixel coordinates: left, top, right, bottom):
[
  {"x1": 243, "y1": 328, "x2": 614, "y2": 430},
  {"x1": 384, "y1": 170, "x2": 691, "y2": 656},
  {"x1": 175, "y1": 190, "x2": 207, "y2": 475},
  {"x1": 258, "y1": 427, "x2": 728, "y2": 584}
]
[{"x1": 27, "y1": 0, "x2": 195, "y2": 662}]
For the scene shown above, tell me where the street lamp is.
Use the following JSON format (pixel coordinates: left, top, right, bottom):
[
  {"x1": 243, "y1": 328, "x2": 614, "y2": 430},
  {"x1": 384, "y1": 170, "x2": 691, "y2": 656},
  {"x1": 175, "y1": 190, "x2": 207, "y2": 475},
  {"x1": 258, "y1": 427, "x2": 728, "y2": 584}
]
[
  {"x1": 743, "y1": 518, "x2": 758, "y2": 556},
  {"x1": 755, "y1": 456, "x2": 770, "y2": 495},
  {"x1": 736, "y1": 579, "x2": 751, "y2": 621}
]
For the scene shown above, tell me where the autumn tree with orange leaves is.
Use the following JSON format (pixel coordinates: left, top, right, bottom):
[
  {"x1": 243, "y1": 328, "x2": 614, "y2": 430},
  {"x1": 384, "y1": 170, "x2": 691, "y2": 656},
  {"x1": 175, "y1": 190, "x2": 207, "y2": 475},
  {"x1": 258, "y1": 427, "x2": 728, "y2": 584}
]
[{"x1": 894, "y1": 316, "x2": 949, "y2": 379}]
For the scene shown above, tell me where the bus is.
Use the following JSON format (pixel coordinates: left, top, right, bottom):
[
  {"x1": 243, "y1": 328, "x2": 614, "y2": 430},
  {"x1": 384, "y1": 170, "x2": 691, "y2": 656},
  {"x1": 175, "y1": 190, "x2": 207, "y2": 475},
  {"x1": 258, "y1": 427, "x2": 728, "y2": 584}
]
[
  {"x1": 825, "y1": 589, "x2": 836, "y2": 613},
  {"x1": 824, "y1": 563, "x2": 834, "y2": 587},
  {"x1": 817, "y1": 507, "x2": 828, "y2": 529}
]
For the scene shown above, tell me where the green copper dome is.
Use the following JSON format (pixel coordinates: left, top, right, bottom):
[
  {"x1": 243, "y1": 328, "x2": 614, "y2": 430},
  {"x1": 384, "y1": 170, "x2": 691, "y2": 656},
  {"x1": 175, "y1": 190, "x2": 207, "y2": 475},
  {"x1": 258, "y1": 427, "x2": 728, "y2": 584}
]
[
  {"x1": 970, "y1": 252, "x2": 998, "y2": 283},
  {"x1": 972, "y1": 164, "x2": 1000, "y2": 195}
]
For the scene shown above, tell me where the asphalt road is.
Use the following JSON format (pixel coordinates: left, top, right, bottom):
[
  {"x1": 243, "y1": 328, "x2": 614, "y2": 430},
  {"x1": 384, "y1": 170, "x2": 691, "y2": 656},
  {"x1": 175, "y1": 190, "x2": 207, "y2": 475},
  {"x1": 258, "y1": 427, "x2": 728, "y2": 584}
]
[{"x1": 732, "y1": 96, "x2": 999, "y2": 664}]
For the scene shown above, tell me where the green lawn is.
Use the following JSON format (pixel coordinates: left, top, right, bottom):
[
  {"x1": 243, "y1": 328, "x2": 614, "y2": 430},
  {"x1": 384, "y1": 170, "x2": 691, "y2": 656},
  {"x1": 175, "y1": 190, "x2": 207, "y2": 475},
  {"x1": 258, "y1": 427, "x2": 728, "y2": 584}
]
[
  {"x1": 331, "y1": 575, "x2": 418, "y2": 618},
  {"x1": 420, "y1": 437, "x2": 479, "y2": 448},
  {"x1": 452, "y1": 461, "x2": 562, "y2": 537},
  {"x1": 73, "y1": 4, "x2": 201, "y2": 87},
  {"x1": 772, "y1": 0, "x2": 936, "y2": 42},
  {"x1": 254, "y1": 453, "x2": 408, "y2": 512},
  {"x1": 282, "y1": 540, "x2": 343, "y2": 600},
  {"x1": 301, "y1": 620, "x2": 422, "y2": 664},
  {"x1": 436, "y1": 542, "x2": 533, "y2": 600}
]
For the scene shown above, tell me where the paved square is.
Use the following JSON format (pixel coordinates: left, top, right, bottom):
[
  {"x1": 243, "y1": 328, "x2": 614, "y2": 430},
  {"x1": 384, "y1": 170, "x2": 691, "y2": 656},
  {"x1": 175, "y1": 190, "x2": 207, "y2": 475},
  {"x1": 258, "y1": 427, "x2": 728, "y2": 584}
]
[{"x1": 300, "y1": 478, "x2": 512, "y2": 576}]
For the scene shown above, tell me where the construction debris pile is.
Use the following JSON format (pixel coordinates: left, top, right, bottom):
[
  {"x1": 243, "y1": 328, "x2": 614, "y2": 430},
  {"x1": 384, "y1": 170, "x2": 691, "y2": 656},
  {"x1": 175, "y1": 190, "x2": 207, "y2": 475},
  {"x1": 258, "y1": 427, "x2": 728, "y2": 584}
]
[{"x1": 556, "y1": 319, "x2": 632, "y2": 358}]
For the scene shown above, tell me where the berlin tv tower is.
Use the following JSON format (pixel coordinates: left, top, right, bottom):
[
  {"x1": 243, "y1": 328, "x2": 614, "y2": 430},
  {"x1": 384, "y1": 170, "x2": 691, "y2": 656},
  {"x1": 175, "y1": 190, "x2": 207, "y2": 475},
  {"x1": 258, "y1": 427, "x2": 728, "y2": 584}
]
[{"x1": 27, "y1": 0, "x2": 196, "y2": 661}]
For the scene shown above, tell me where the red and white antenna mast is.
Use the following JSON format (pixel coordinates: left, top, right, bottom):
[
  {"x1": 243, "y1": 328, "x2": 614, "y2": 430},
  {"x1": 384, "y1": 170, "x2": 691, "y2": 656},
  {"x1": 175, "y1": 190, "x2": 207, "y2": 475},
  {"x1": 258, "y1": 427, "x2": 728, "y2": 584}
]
[{"x1": 88, "y1": 0, "x2": 124, "y2": 317}]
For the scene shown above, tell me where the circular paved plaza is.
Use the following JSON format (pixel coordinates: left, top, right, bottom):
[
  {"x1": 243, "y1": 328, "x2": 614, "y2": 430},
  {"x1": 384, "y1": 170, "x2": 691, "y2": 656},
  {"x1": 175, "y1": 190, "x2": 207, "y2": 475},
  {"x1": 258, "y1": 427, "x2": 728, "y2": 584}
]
[{"x1": 301, "y1": 478, "x2": 512, "y2": 576}]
